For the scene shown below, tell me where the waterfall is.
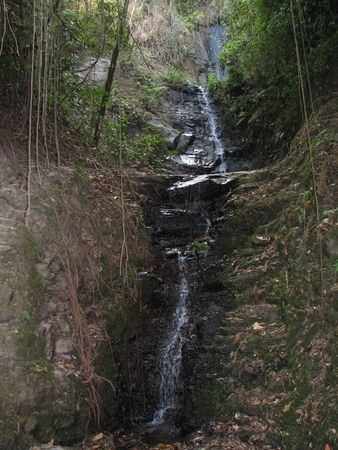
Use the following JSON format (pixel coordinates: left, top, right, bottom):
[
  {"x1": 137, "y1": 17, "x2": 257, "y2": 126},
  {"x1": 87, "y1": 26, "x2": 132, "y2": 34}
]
[
  {"x1": 149, "y1": 25, "x2": 228, "y2": 428},
  {"x1": 208, "y1": 24, "x2": 227, "y2": 79},
  {"x1": 198, "y1": 86, "x2": 226, "y2": 173},
  {"x1": 151, "y1": 253, "x2": 189, "y2": 425}
]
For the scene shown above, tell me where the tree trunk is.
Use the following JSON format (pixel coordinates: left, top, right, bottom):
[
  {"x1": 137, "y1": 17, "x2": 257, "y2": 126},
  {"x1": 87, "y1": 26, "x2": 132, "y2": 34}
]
[{"x1": 94, "y1": 0, "x2": 130, "y2": 146}]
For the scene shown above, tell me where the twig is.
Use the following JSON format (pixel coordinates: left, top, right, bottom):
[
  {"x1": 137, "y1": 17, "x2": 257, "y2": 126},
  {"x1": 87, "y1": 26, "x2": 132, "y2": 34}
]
[
  {"x1": 0, "y1": 0, "x2": 7, "y2": 57},
  {"x1": 25, "y1": 0, "x2": 36, "y2": 228}
]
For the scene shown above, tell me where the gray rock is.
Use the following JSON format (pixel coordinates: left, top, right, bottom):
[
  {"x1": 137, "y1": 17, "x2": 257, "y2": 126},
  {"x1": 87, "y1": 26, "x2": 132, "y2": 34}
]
[
  {"x1": 224, "y1": 145, "x2": 244, "y2": 158},
  {"x1": 244, "y1": 359, "x2": 265, "y2": 376},
  {"x1": 154, "y1": 206, "x2": 206, "y2": 238},
  {"x1": 168, "y1": 174, "x2": 237, "y2": 202},
  {"x1": 0, "y1": 149, "x2": 92, "y2": 446},
  {"x1": 173, "y1": 132, "x2": 195, "y2": 152},
  {"x1": 324, "y1": 232, "x2": 338, "y2": 258}
]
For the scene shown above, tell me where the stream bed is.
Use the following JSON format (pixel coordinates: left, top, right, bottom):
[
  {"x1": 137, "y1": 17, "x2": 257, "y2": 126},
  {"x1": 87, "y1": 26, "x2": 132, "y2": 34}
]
[{"x1": 134, "y1": 25, "x2": 247, "y2": 438}]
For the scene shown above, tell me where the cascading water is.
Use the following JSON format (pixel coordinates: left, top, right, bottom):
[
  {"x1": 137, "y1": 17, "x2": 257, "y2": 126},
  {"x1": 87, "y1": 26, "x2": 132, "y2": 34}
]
[
  {"x1": 149, "y1": 25, "x2": 229, "y2": 428},
  {"x1": 151, "y1": 253, "x2": 189, "y2": 425},
  {"x1": 198, "y1": 86, "x2": 226, "y2": 173},
  {"x1": 208, "y1": 24, "x2": 228, "y2": 79}
]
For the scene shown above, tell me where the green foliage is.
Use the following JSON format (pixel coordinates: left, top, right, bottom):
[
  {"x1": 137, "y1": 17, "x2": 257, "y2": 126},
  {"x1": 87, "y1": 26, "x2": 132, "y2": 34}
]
[
  {"x1": 101, "y1": 114, "x2": 169, "y2": 168},
  {"x1": 133, "y1": 204, "x2": 144, "y2": 226},
  {"x1": 137, "y1": 73, "x2": 167, "y2": 110},
  {"x1": 214, "y1": 0, "x2": 338, "y2": 162},
  {"x1": 207, "y1": 72, "x2": 224, "y2": 93},
  {"x1": 60, "y1": 76, "x2": 108, "y2": 140},
  {"x1": 163, "y1": 66, "x2": 192, "y2": 88},
  {"x1": 322, "y1": 208, "x2": 338, "y2": 219},
  {"x1": 60, "y1": 62, "x2": 173, "y2": 167},
  {"x1": 192, "y1": 240, "x2": 210, "y2": 257},
  {"x1": 73, "y1": 164, "x2": 88, "y2": 184},
  {"x1": 333, "y1": 260, "x2": 338, "y2": 276},
  {"x1": 60, "y1": 1, "x2": 121, "y2": 55},
  {"x1": 183, "y1": 10, "x2": 205, "y2": 30}
]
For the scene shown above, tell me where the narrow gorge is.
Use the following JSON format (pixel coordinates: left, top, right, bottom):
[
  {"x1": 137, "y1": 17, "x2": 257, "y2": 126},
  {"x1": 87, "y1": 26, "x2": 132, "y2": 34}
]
[
  {"x1": 129, "y1": 24, "x2": 246, "y2": 430},
  {"x1": 0, "y1": 1, "x2": 337, "y2": 449}
]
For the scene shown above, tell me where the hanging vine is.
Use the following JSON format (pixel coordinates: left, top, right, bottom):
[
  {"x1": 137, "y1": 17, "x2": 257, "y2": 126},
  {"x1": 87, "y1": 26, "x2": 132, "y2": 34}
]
[{"x1": 290, "y1": 0, "x2": 325, "y2": 299}]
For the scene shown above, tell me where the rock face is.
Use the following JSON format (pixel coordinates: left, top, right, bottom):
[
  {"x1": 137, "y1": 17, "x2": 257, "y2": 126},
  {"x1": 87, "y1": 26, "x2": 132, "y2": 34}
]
[
  {"x1": 129, "y1": 149, "x2": 241, "y2": 430},
  {"x1": 124, "y1": 26, "x2": 246, "y2": 427},
  {"x1": 144, "y1": 71, "x2": 248, "y2": 175},
  {"x1": 173, "y1": 133, "x2": 195, "y2": 152},
  {"x1": 0, "y1": 152, "x2": 92, "y2": 448},
  {"x1": 168, "y1": 174, "x2": 236, "y2": 202}
]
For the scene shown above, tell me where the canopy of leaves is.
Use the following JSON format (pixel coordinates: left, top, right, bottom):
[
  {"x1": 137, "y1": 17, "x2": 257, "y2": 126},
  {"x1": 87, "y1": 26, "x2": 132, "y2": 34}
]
[{"x1": 211, "y1": 0, "x2": 338, "y2": 161}]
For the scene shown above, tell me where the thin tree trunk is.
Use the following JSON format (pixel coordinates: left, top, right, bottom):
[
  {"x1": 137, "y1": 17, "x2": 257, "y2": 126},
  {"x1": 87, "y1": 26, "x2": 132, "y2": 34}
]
[{"x1": 94, "y1": 0, "x2": 129, "y2": 146}]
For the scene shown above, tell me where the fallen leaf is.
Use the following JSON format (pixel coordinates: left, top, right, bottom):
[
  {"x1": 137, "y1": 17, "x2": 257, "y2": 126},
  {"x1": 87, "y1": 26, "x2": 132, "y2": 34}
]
[
  {"x1": 233, "y1": 333, "x2": 241, "y2": 343},
  {"x1": 283, "y1": 402, "x2": 292, "y2": 413},
  {"x1": 253, "y1": 322, "x2": 264, "y2": 331},
  {"x1": 92, "y1": 432, "x2": 104, "y2": 441}
]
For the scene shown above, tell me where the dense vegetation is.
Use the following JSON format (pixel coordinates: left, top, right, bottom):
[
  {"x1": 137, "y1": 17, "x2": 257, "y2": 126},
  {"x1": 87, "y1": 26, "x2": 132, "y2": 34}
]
[
  {"x1": 2, "y1": 0, "x2": 337, "y2": 164},
  {"x1": 0, "y1": 0, "x2": 207, "y2": 168},
  {"x1": 209, "y1": 0, "x2": 338, "y2": 163},
  {"x1": 0, "y1": 1, "x2": 337, "y2": 448}
]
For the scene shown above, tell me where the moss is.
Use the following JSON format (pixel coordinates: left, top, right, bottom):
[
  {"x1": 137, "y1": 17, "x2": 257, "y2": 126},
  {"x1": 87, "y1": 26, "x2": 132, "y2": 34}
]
[
  {"x1": 244, "y1": 334, "x2": 281, "y2": 367},
  {"x1": 0, "y1": 401, "x2": 35, "y2": 450},
  {"x1": 0, "y1": 228, "x2": 81, "y2": 445},
  {"x1": 277, "y1": 386, "x2": 337, "y2": 450},
  {"x1": 15, "y1": 228, "x2": 48, "y2": 365},
  {"x1": 34, "y1": 409, "x2": 87, "y2": 445},
  {"x1": 0, "y1": 418, "x2": 34, "y2": 450},
  {"x1": 184, "y1": 383, "x2": 232, "y2": 423}
]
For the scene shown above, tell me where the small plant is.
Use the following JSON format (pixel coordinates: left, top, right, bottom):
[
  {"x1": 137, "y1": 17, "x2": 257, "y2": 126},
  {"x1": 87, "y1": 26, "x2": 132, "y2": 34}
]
[
  {"x1": 163, "y1": 67, "x2": 191, "y2": 88},
  {"x1": 322, "y1": 208, "x2": 338, "y2": 218},
  {"x1": 333, "y1": 260, "x2": 338, "y2": 277},
  {"x1": 20, "y1": 310, "x2": 32, "y2": 323},
  {"x1": 133, "y1": 203, "x2": 144, "y2": 226},
  {"x1": 73, "y1": 165, "x2": 88, "y2": 183},
  {"x1": 207, "y1": 72, "x2": 225, "y2": 95},
  {"x1": 184, "y1": 10, "x2": 205, "y2": 30},
  {"x1": 192, "y1": 240, "x2": 210, "y2": 258},
  {"x1": 138, "y1": 73, "x2": 167, "y2": 110}
]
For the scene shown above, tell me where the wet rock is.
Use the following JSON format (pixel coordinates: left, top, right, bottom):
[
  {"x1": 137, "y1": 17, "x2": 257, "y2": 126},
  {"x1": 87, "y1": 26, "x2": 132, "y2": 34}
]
[
  {"x1": 134, "y1": 174, "x2": 181, "y2": 203},
  {"x1": 168, "y1": 174, "x2": 236, "y2": 202},
  {"x1": 144, "y1": 423, "x2": 182, "y2": 446},
  {"x1": 154, "y1": 206, "x2": 207, "y2": 238},
  {"x1": 164, "y1": 249, "x2": 180, "y2": 259},
  {"x1": 224, "y1": 146, "x2": 244, "y2": 158},
  {"x1": 202, "y1": 278, "x2": 224, "y2": 293},
  {"x1": 226, "y1": 157, "x2": 250, "y2": 172},
  {"x1": 174, "y1": 145, "x2": 218, "y2": 172},
  {"x1": 173, "y1": 132, "x2": 195, "y2": 152}
]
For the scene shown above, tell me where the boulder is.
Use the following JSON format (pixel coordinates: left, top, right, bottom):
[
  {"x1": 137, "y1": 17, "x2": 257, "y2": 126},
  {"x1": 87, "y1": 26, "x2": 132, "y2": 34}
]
[
  {"x1": 173, "y1": 132, "x2": 195, "y2": 152},
  {"x1": 168, "y1": 174, "x2": 237, "y2": 202},
  {"x1": 174, "y1": 148, "x2": 216, "y2": 171},
  {"x1": 154, "y1": 206, "x2": 207, "y2": 238},
  {"x1": 224, "y1": 145, "x2": 244, "y2": 158}
]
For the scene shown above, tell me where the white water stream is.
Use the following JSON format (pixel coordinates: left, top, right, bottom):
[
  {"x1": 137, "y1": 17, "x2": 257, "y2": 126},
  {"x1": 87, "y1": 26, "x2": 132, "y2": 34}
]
[
  {"x1": 199, "y1": 86, "x2": 226, "y2": 173},
  {"x1": 150, "y1": 26, "x2": 227, "y2": 426},
  {"x1": 151, "y1": 253, "x2": 189, "y2": 425},
  {"x1": 150, "y1": 89, "x2": 224, "y2": 422}
]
